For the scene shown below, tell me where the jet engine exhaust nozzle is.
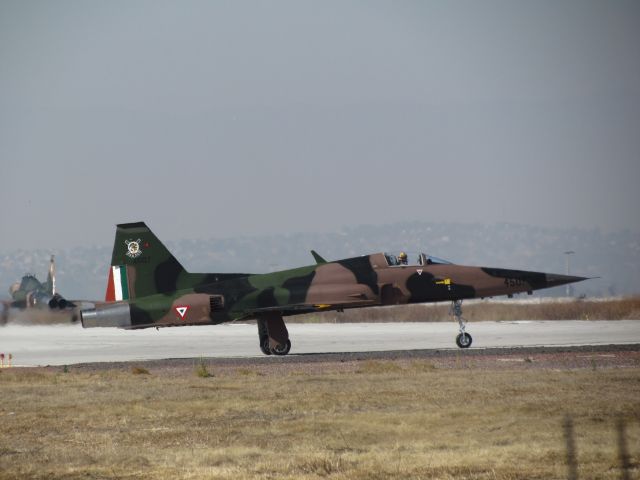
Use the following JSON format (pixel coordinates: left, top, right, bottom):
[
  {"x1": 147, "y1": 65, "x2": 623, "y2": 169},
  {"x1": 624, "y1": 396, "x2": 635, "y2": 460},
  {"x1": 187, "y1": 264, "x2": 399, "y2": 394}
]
[
  {"x1": 80, "y1": 303, "x2": 132, "y2": 328},
  {"x1": 48, "y1": 294, "x2": 68, "y2": 310}
]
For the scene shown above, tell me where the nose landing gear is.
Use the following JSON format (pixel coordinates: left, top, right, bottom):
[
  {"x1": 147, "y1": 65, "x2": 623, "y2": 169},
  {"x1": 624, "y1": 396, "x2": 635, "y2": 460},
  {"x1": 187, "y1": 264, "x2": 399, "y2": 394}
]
[{"x1": 451, "y1": 300, "x2": 472, "y2": 348}]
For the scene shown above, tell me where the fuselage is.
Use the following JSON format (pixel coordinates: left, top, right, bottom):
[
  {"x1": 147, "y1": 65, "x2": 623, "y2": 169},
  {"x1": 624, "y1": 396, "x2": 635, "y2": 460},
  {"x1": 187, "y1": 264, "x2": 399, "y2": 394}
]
[{"x1": 81, "y1": 252, "x2": 586, "y2": 330}]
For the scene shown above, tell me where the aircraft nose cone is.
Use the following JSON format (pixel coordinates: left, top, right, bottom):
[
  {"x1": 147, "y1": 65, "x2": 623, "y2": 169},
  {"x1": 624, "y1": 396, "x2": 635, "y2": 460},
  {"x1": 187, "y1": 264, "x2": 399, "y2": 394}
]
[{"x1": 544, "y1": 273, "x2": 589, "y2": 288}]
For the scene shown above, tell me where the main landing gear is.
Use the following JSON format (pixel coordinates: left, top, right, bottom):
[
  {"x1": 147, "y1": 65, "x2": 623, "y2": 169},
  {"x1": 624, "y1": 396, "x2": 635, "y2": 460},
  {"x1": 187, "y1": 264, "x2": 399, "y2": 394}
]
[
  {"x1": 451, "y1": 300, "x2": 472, "y2": 348},
  {"x1": 257, "y1": 312, "x2": 291, "y2": 356}
]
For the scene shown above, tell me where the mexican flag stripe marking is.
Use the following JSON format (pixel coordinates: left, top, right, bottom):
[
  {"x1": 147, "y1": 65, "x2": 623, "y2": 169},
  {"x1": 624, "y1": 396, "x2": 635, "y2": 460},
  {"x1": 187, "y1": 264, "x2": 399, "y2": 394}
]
[
  {"x1": 105, "y1": 267, "x2": 115, "y2": 302},
  {"x1": 119, "y1": 265, "x2": 129, "y2": 300},
  {"x1": 111, "y1": 265, "x2": 129, "y2": 301}
]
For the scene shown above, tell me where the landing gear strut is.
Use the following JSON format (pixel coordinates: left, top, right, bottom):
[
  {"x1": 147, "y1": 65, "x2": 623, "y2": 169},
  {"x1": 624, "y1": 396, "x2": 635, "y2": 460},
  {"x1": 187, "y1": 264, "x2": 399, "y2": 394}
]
[
  {"x1": 257, "y1": 313, "x2": 291, "y2": 356},
  {"x1": 451, "y1": 300, "x2": 472, "y2": 348}
]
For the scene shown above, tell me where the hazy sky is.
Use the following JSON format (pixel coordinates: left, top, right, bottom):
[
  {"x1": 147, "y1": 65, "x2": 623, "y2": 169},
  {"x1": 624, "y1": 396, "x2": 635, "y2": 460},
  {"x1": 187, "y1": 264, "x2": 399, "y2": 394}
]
[{"x1": 1, "y1": 0, "x2": 639, "y2": 250}]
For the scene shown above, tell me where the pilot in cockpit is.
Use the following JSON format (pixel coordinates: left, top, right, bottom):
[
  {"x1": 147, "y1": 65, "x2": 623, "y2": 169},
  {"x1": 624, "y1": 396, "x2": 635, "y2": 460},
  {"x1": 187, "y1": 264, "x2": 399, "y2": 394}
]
[{"x1": 398, "y1": 251, "x2": 408, "y2": 265}]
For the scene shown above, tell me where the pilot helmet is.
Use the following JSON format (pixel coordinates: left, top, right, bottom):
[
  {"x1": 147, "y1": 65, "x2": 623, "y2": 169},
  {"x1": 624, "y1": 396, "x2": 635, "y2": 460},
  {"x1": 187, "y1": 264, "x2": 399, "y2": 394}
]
[{"x1": 398, "y1": 251, "x2": 407, "y2": 260}]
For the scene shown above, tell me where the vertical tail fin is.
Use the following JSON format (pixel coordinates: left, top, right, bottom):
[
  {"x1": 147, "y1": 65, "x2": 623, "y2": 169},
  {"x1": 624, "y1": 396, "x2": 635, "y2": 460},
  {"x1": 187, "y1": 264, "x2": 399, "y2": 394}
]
[
  {"x1": 46, "y1": 255, "x2": 56, "y2": 296},
  {"x1": 105, "y1": 222, "x2": 188, "y2": 301}
]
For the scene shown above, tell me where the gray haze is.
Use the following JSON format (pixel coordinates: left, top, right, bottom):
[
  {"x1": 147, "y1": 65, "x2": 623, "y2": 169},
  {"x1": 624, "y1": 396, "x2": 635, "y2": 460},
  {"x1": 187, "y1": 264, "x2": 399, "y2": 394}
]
[
  {"x1": 2, "y1": 222, "x2": 639, "y2": 299},
  {"x1": 1, "y1": 0, "x2": 639, "y2": 250}
]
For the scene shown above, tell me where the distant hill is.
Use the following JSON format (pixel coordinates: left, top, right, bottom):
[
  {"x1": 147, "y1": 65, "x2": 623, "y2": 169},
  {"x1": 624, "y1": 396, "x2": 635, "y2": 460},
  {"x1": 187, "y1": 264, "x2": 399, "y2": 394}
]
[{"x1": 1, "y1": 222, "x2": 638, "y2": 300}]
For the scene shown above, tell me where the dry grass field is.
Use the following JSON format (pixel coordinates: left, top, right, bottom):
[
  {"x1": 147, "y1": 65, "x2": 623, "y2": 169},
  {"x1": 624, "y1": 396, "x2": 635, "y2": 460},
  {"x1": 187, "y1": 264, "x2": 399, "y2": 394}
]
[
  {"x1": 293, "y1": 296, "x2": 640, "y2": 323},
  {"x1": 1, "y1": 352, "x2": 639, "y2": 480}
]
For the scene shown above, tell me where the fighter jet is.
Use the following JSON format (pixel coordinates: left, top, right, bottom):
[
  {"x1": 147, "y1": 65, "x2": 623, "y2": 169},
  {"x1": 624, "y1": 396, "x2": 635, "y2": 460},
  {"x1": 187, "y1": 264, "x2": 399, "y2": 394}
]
[
  {"x1": 1, "y1": 255, "x2": 79, "y2": 324},
  {"x1": 80, "y1": 222, "x2": 589, "y2": 353},
  {"x1": 3, "y1": 255, "x2": 73, "y2": 309}
]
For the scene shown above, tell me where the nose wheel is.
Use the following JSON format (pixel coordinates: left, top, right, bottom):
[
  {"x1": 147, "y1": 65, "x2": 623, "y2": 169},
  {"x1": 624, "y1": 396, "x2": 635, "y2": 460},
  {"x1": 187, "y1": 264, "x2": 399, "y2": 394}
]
[
  {"x1": 456, "y1": 332, "x2": 472, "y2": 348},
  {"x1": 451, "y1": 300, "x2": 472, "y2": 348}
]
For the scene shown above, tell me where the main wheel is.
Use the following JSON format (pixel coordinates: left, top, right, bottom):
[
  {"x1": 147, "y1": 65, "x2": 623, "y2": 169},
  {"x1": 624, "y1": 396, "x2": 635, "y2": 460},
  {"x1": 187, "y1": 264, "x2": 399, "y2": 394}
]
[
  {"x1": 270, "y1": 339, "x2": 291, "y2": 356},
  {"x1": 456, "y1": 333, "x2": 472, "y2": 348},
  {"x1": 260, "y1": 336, "x2": 272, "y2": 355}
]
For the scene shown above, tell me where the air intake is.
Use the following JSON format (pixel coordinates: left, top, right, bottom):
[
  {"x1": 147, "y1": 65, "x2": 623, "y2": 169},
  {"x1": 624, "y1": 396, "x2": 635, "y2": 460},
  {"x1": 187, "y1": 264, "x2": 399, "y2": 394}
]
[{"x1": 209, "y1": 295, "x2": 225, "y2": 312}]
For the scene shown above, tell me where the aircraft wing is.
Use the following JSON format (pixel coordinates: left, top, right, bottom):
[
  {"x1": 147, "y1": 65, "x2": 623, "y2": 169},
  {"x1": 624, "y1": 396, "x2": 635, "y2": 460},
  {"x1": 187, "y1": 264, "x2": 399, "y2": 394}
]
[{"x1": 246, "y1": 298, "x2": 378, "y2": 317}]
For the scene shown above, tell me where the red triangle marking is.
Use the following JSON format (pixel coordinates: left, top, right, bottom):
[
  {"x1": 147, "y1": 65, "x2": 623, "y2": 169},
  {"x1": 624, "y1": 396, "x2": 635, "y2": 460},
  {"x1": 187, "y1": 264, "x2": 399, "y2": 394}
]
[{"x1": 175, "y1": 305, "x2": 190, "y2": 320}]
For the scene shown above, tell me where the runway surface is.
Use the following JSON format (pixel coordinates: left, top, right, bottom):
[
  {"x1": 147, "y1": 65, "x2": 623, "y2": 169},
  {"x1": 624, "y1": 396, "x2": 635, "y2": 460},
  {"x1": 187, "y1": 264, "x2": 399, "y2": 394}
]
[{"x1": 1, "y1": 320, "x2": 639, "y2": 366}]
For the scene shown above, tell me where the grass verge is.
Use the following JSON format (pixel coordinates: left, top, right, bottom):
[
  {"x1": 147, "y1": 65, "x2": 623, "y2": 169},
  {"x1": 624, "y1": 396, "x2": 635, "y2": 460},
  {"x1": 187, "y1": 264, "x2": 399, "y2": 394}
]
[{"x1": 0, "y1": 356, "x2": 638, "y2": 479}]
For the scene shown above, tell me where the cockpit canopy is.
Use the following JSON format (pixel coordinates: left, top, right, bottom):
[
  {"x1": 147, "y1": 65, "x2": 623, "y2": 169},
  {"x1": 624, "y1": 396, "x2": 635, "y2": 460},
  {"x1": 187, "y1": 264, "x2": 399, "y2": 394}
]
[
  {"x1": 384, "y1": 252, "x2": 453, "y2": 267},
  {"x1": 19, "y1": 275, "x2": 42, "y2": 292}
]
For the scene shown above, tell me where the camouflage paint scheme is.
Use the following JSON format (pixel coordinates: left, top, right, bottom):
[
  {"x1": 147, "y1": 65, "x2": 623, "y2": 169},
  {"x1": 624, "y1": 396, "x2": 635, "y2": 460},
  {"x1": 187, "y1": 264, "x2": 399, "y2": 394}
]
[{"x1": 80, "y1": 222, "x2": 589, "y2": 353}]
